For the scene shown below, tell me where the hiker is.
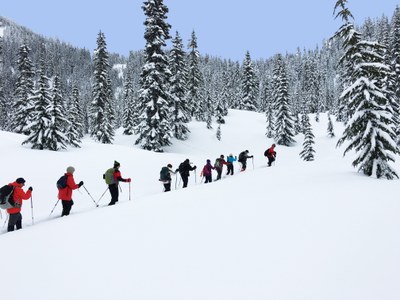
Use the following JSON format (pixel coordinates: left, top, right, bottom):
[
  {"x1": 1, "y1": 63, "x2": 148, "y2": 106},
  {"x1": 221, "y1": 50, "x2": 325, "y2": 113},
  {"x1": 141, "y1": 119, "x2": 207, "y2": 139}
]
[
  {"x1": 104, "y1": 161, "x2": 131, "y2": 206},
  {"x1": 58, "y1": 166, "x2": 83, "y2": 216},
  {"x1": 238, "y1": 150, "x2": 253, "y2": 171},
  {"x1": 214, "y1": 155, "x2": 228, "y2": 180},
  {"x1": 201, "y1": 159, "x2": 215, "y2": 183},
  {"x1": 159, "y1": 164, "x2": 176, "y2": 192},
  {"x1": 6, "y1": 178, "x2": 32, "y2": 232},
  {"x1": 178, "y1": 159, "x2": 196, "y2": 188},
  {"x1": 226, "y1": 153, "x2": 237, "y2": 175},
  {"x1": 265, "y1": 144, "x2": 277, "y2": 167}
]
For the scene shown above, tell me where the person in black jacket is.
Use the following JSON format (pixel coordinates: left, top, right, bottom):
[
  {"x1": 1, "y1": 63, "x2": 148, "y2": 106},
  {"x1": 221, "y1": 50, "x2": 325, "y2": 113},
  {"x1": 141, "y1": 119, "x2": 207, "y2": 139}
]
[
  {"x1": 238, "y1": 150, "x2": 253, "y2": 171},
  {"x1": 178, "y1": 159, "x2": 197, "y2": 188}
]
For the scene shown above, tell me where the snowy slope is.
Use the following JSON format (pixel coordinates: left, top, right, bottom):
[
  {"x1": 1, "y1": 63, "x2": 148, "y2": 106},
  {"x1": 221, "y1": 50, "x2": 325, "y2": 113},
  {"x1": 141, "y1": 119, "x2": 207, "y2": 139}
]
[{"x1": 0, "y1": 110, "x2": 399, "y2": 300}]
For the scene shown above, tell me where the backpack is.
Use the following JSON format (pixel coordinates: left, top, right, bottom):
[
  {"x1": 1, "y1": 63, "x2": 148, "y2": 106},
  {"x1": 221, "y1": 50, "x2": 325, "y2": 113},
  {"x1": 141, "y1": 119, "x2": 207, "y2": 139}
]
[
  {"x1": 56, "y1": 175, "x2": 68, "y2": 189},
  {"x1": 0, "y1": 185, "x2": 16, "y2": 210},
  {"x1": 238, "y1": 152, "x2": 245, "y2": 162},
  {"x1": 160, "y1": 167, "x2": 170, "y2": 181},
  {"x1": 104, "y1": 168, "x2": 115, "y2": 185},
  {"x1": 264, "y1": 149, "x2": 268, "y2": 157},
  {"x1": 214, "y1": 158, "x2": 222, "y2": 168}
]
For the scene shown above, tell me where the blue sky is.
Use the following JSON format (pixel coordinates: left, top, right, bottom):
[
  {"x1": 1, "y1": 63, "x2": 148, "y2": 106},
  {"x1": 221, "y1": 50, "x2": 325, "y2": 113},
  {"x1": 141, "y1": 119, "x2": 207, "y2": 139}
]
[{"x1": 1, "y1": 0, "x2": 399, "y2": 61}]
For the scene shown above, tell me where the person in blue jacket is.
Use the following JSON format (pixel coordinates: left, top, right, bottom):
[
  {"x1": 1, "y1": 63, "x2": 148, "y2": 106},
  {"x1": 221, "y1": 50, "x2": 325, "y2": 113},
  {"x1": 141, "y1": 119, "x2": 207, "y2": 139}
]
[{"x1": 226, "y1": 154, "x2": 237, "y2": 175}]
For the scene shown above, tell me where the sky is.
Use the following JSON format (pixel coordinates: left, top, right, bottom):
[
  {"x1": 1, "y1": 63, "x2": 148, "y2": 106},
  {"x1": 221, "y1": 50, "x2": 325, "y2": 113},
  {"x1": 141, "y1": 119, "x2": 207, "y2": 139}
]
[
  {"x1": 1, "y1": 0, "x2": 400, "y2": 61},
  {"x1": 1, "y1": 109, "x2": 399, "y2": 300}
]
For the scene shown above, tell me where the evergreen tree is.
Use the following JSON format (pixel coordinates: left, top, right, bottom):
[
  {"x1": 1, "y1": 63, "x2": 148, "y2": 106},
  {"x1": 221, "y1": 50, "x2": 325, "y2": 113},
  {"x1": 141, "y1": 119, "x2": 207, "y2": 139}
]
[
  {"x1": 205, "y1": 91, "x2": 213, "y2": 129},
  {"x1": 299, "y1": 115, "x2": 315, "y2": 161},
  {"x1": 22, "y1": 48, "x2": 53, "y2": 150},
  {"x1": 46, "y1": 75, "x2": 69, "y2": 151},
  {"x1": 240, "y1": 51, "x2": 258, "y2": 111},
  {"x1": 216, "y1": 124, "x2": 221, "y2": 141},
  {"x1": 67, "y1": 86, "x2": 83, "y2": 146},
  {"x1": 135, "y1": 0, "x2": 172, "y2": 151},
  {"x1": 273, "y1": 54, "x2": 296, "y2": 146},
  {"x1": 122, "y1": 73, "x2": 136, "y2": 135},
  {"x1": 169, "y1": 31, "x2": 190, "y2": 140},
  {"x1": 334, "y1": 0, "x2": 399, "y2": 179},
  {"x1": 215, "y1": 98, "x2": 225, "y2": 124},
  {"x1": 389, "y1": 7, "x2": 400, "y2": 145},
  {"x1": 90, "y1": 31, "x2": 115, "y2": 144},
  {"x1": 0, "y1": 35, "x2": 5, "y2": 130},
  {"x1": 186, "y1": 30, "x2": 204, "y2": 121},
  {"x1": 12, "y1": 44, "x2": 35, "y2": 134},
  {"x1": 327, "y1": 113, "x2": 335, "y2": 138}
]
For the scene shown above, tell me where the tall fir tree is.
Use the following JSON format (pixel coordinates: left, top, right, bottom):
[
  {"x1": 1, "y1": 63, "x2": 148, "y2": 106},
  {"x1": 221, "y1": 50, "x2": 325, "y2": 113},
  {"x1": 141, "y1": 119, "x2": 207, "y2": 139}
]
[
  {"x1": 122, "y1": 73, "x2": 136, "y2": 135},
  {"x1": 12, "y1": 44, "x2": 35, "y2": 134},
  {"x1": 0, "y1": 35, "x2": 5, "y2": 130},
  {"x1": 273, "y1": 54, "x2": 296, "y2": 146},
  {"x1": 135, "y1": 0, "x2": 172, "y2": 152},
  {"x1": 327, "y1": 113, "x2": 335, "y2": 138},
  {"x1": 334, "y1": 0, "x2": 399, "y2": 179},
  {"x1": 46, "y1": 75, "x2": 69, "y2": 151},
  {"x1": 90, "y1": 31, "x2": 115, "y2": 144},
  {"x1": 169, "y1": 31, "x2": 190, "y2": 140},
  {"x1": 186, "y1": 30, "x2": 204, "y2": 121},
  {"x1": 299, "y1": 114, "x2": 315, "y2": 161},
  {"x1": 240, "y1": 51, "x2": 258, "y2": 111},
  {"x1": 205, "y1": 91, "x2": 213, "y2": 129},
  {"x1": 22, "y1": 46, "x2": 53, "y2": 150},
  {"x1": 67, "y1": 86, "x2": 83, "y2": 147}
]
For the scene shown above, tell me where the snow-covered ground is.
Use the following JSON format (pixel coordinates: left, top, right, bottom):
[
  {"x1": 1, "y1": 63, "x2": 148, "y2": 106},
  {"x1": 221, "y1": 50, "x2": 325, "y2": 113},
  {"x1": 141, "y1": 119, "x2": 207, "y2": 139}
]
[{"x1": 0, "y1": 110, "x2": 399, "y2": 300}]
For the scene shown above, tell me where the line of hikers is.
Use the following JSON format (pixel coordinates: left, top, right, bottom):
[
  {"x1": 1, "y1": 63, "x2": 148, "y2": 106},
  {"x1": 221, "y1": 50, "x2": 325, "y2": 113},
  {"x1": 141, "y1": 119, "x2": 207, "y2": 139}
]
[
  {"x1": 0, "y1": 160, "x2": 131, "y2": 232},
  {"x1": 159, "y1": 145, "x2": 277, "y2": 192},
  {"x1": 0, "y1": 145, "x2": 277, "y2": 232}
]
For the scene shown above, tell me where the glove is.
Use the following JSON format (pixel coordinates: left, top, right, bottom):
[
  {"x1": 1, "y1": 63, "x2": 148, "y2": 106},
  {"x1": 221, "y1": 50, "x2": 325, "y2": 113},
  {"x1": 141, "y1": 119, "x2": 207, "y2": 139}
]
[
  {"x1": 194, "y1": 166, "x2": 197, "y2": 170},
  {"x1": 78, "y1": 181, "x2": 84, "y2": 187},
  {"x1": 175, "y1": 169, "x2": 179, "y2": 172},
  {"x1": 28, "y1": 186, "x2": 33, "y2": 191},
  {"x1": 126, "y1": 178, "x2": 131, "y2": 183},
  {"x1": 250, "y1": 156, "x2": 254, "y2": 158}
]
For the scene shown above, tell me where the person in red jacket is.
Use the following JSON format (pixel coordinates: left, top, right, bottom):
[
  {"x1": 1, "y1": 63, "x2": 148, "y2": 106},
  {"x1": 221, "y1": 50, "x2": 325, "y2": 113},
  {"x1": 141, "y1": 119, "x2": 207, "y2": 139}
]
[
  {"x1": 58, "y1": 166, "x2": 83, "y2": 216},
  {"x1": 266, "y1": 144, "x2": 277, "y2": 167},
  {"x1": 7, "y1": 177, "x2": 32, "y2": 232}
]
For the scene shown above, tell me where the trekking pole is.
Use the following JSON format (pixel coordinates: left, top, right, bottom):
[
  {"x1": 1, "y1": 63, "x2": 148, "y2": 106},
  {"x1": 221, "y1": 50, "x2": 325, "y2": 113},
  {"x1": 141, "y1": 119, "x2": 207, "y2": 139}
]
[
  {"x1": 194, "y1": 171, "x2": 197, "y2": 184},
  {"x1": 175, "y1": 173, "x2": 178, "y2": 190},
  {"x1": 49, "y1": 199, "x2": 60, "y2": 216},
  {"x1": 82, "y1": 185, "x2": 99, "y2": 207},
  {"x1": 30, "y1": 196, "x2": 34, "y2": 225},
  {"x1": 2, "y1": 214, "x2": 8, "y2": 229},
  {"x1": 252, "y1": 157, "x2": 254, "y2": 170},
  {"x1": 0, "y1": 209, "x2": 2, "y2": 219},
  {"x1": 129, "y1": 182, "x2": 131, "y2": 201},
  {"x1": 96, "y1": 187, "x2": 109, "y2": 205},
  {"x1": 119, "y1": 183, "x2": 122, "y2": 193}
]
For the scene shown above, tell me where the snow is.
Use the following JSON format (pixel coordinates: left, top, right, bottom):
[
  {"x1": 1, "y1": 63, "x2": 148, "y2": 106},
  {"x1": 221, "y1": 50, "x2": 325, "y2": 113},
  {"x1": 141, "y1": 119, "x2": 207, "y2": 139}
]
[{"x1": 1, "y1": 110, "x2": 399, "y2": 300}]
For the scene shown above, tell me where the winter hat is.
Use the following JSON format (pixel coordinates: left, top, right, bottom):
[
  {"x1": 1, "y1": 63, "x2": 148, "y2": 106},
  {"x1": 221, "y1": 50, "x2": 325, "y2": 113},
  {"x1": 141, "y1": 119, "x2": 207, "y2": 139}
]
[
  {"x1": 167, "y1": 164, "x2": 172, "y2": 168},
  {"x1": 114, "y1": 161, "x2": 120, "y2": 168},
  {"x1": 245, "y1": 150, "x2": 249, "y2": 153},
  {"x1": 272, "y1": 144, "x2": 276, "y2": 147},
  {"x1": 184, "y1": 159, "x2": 190, "y2": 163},
  {"x1": 16, "y1": 177, "x2": 25, "y2": 184},
  {"x1": 220, "y1": 155, "x2": 224, "y2": 158},
  {"x1": 207, "y1": 159, "x2": 211, "y2": 163},
  {"x1": 66, "y1": 166, "x2": 75, "y2": 174}
]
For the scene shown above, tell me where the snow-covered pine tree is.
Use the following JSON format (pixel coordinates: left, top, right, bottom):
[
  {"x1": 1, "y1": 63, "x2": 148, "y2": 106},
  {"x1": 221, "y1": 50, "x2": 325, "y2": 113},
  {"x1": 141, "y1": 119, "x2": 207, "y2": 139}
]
[
  {"x1": 46, "y1": 75, "x2": 69, "y2": 151},
  {"x1": 169, "y1": 31, "x2": 190, "y2": 140},
  {"x1": 216, "y1": 124, "x2": 221, "y2": 141},
  {"x1": 66, "y1": 86, "x2": 83, "y2": 147},
  {"x1": 205, "y1": 91, "x2": 213, "y2": 129},
  {"x1": 389, "y1": 7, "x2": 400, "y2": 145},
  {"x1": 299, "y1": 114, "x2": 315, "y2": 161},
  {"x1": 90, "y1": 31, "x2": 115, "y2": 144},
  {"x1": 186, "y1": 30, "x2": 204, "y2": 121},
  {"x1": 215, "y1": 98, "x2": 225, "y2": 124},
  {"x1": 327, "y1": 113, "x2": 335, "y2": 138},
  {"x1": 22, "y1": 47, "x2": 53, "y2": 150},
  {"x1": 273, "y1": 54, "x2": 295, "y2": 146},
  {"x1": 135, "y1": 0, "x2": 172, "y2": 152},
  {"x1": 334, "y1": 0, "x2": 399, "y2": 179},
  {"x1": 12, "y1": 44, "x2": 35, "y2": 134},
  {"x1": 122, "y1": 73, "x2": 136, "y2": 135},
  {"x1": 239, "y1": 51, "x2": 258, "y2": 111},
  {"x1": 0, "y1": 35, "x2": 5, "y2": 129}
]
